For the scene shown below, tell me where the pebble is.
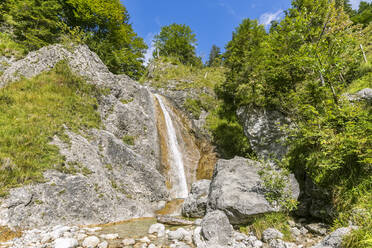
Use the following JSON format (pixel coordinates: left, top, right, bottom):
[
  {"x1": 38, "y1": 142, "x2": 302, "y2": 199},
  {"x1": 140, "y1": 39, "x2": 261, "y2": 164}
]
[
  {"x1": 54, "y1": 238, "x2": 78, "y2": 248},
  {"x1": 99, "y1": 233, "x2": 119, "y2": 240},
  {"x1": 122, "y1": 238, "x2": 136, "y2": 246},
  {"x1": 82, "y1": 236, "x2": 100, "y2": 248}
]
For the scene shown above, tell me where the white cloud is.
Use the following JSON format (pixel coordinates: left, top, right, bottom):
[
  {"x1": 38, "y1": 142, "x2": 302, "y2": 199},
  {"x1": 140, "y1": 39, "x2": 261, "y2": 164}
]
[
  {"x1": 144, "y1": 33, "x2": 155, "y2": 66},
  {"x1": 259, "y1": 9, "x2": 283, "y2": 27}
]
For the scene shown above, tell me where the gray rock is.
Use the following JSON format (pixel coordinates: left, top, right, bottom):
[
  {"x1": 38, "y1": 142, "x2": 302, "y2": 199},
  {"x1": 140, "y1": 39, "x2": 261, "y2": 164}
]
[
  {"x1": 237, "y1": 106, "x2": 291, "y2": 160},
  {"x1": 311, "y1": 227, "x2": 354, "y2": 248},
  {"x1": 268, "y1": 239, "x2": 297, "y2": 248},
  {"x1": 54, "y1": 238, "x2": 78, "y2": 248},
  {"x1": 344, "y1": 88, "x2": 372, "y2": 103},
  {"x1": 262, "y1": 228, "x2": 284, "y2": 242},
  {"x1": 168, "y1": 228, "x2": 192, "y2": 243},
  {"x1": 182, "y1": 180, "x2": 210, "y2": 218},
  {"x1": 98, "y1": 241, "x2": 108, "y2": 248},
  {"x1": 208, "y1": 157, "x2": 299, "y2": 224},
  {"x1": 290, "y1": 227, "x2": 301, "y2": 237},
  {"x1": 201, "y1": 210, "x2": 233, "y2": 246},
  {"x1": 148, "y1": 223, "x2": 165, "y2": 237},
  {"x1": 306, "y1": 223, "x2": 328, "y2": 236},
  {"x1": 82, "y1": 236, "x2": 100, "y2": 248}
]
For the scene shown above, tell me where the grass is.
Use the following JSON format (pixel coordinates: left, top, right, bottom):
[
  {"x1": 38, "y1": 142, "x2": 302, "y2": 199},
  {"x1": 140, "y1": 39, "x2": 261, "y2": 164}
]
[
  {"x1": 0, "y1": 32, "x2": 25, "y2": 59},
  {"x1": 240, "y1": 212, "x2": 293, "y2": 241},
  {"x1": 122, "y1": 135, "x2": 135, "y2": 146},
  {"x1": 0, "y1": 61, "x2": 102, "y2": 196},
  {"x1": 346, "y1": 71, "x2": 372, "y2": 94},
  {"x1": 142, "y1": 56, "x2": 227, "y2": 91}
]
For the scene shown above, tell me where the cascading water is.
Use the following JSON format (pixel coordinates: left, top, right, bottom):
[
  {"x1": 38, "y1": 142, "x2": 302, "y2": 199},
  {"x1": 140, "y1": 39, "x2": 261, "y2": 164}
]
[{"x1": 154, "y1": 94, "x2": 189, "y2": 199}]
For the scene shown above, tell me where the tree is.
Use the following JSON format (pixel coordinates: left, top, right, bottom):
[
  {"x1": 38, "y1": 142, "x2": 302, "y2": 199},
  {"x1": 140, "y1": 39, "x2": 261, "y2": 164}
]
[
  {"x1": 216, "y1": 19, "x2": 268, "y2": 110},
  {"x1": 0, "y1": 0, "x2": 147, "y2": 79},
  {"x1": 207, "y1": 45, "x2": 222, "y2": 67},
  {"x1": 351, "y1": 1, "x2": 372, "y2": 25},
  {"x1": 0, "y1": 0, "x2": 62, "y2": 50},
  {"x1": 153, "y1": 23, "x2": 200, "y2": 65}
]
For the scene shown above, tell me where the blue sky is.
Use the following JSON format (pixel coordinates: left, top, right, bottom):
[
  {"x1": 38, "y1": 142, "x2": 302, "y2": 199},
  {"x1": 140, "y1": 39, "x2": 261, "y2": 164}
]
[{"x1": 122, "y1": 0, "x2": 367, "y2": 63}]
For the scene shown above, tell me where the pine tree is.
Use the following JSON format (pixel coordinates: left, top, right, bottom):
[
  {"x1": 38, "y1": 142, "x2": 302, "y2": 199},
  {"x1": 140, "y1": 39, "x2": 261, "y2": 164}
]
[{"x1": 207, "y1": 45, "x2": 222, "y2": 67}]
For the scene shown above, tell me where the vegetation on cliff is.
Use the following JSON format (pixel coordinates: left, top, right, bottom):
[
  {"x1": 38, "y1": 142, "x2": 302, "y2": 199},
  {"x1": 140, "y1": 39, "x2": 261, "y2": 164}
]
[{"x1": 0, "y1": 61, "x2": 102, "y2": 196}]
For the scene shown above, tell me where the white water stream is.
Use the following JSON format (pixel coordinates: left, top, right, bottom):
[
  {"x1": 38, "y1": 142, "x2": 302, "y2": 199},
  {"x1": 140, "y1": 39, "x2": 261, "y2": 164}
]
[{"x1": 155, "y1": 94, "x2": 188, "y2": 199}]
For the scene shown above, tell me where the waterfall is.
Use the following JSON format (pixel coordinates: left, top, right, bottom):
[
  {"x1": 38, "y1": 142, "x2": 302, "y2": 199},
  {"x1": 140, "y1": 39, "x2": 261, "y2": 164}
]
[{"x1": 154, "y1": 94, "x2": 189, "y2": 199}]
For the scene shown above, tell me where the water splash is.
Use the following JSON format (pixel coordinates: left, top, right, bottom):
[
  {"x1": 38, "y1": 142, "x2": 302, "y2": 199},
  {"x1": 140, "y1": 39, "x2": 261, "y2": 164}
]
[{"x1": 155, "y1": 94, "x2": 188, "y2": 198}]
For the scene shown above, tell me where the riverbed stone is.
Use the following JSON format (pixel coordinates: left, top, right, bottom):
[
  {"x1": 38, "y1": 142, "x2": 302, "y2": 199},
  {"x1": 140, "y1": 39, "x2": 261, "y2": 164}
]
[
  {"x1": 148, "y1": 223, "x2": 165, "y2": 237},
  {"x1": 82, "y1": 236, "x2": 100, "y2": 248},
  {"x1": 201, "y1": 210, "x2": 233, "y2": 246},
  {"x1": 262, "y1": 228, "x2": 284, "y2": 242},
  {"x1": 54, "y1": 238, "x2": 78, "y2": 248}
]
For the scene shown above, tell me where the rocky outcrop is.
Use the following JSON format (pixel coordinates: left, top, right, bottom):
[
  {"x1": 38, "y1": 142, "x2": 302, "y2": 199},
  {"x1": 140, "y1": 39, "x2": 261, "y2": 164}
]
[
  {"x1": 0, "y1": 44, "x2": 170, "y2": 228},
  {"x1": 236, "y1": 106, "x2": 291, "y2": 160},
  {"x1": 207, "y1": 157, "x2": 299, "y2": 225},
  {"x1": 182, "y1": 180, "x2": 210, "y2": 218},
  {"x1": 344, "y1": 88, "x2": 372, "y2": 103}
]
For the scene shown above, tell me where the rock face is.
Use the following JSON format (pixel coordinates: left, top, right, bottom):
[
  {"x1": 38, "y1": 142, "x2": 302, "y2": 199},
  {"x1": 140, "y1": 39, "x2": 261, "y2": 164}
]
[
  {"x1": 0, "y1": 44, "x2": 171, "y2": 228},
  {"x1": 207, "y1": 157, "x2": 299, "y2": 224},
  {"x1": 237, "y1": 106, "x2": 291, "y2": 160},
  {"x1": 182, "y1": 180, "x2": 211, "y2": 218},
  {"x1": 237, "y1": 105, "x2": 334, "y2": 221}
]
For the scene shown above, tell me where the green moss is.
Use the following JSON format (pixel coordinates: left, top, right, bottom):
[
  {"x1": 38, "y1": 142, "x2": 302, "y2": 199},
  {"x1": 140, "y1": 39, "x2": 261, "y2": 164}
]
[
  {"x1": 0, "y1": 61, "x2": 101, "y2": 196},
  {"x1": 105, "y1": 164, "x2": 113, "y2": 170},
  {"x1": 120, "y1": 98, "x2": 134, "y2": 104},
  {"x1": 122, "y1": 135, "x2": 135, "y2": 146},
  {"x1": 241, "y1": 213, "x2": 293, "y2": 241}
]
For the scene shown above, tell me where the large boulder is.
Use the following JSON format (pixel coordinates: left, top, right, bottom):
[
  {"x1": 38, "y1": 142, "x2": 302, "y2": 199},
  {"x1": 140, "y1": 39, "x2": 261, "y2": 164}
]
[
  {"x1": 182, "y1": 180, "x2": 211, "y2": 218},
  {"x1": 207, "y1": 157, "x2": 299, "y2": 224},
  {"x1": 237, "y1": 106, "x2": 291, "y2": 160}
]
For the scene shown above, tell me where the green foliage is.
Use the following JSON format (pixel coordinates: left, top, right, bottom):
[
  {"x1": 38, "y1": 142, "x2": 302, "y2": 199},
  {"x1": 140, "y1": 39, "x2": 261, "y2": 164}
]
[
  {"x1": 0, "y1": 0, "x2": 147, "y2": 79},
  {"x1": 1, "y1": 0, "x2": 62, "y2": 50},
  {"x1": 258, "y1": 162, "x2": 298, "y2": 212},
  {"x1": 122, "y1": 135, "x2": 135, "y2": 146},
  {"x1": 153, "y1": 23, "x2": 201, "y2": 65},
  {"x1": 241, "y1": 213, "x2": 293, "y2": 241},
  {"x1": 0, "y1": 32, "x2": 25, "y2": 58},
  {"x1": 0, "y1": 61, "x2": 101, "y2": 196},
  {"x1": 351, "y1": 1, "x2": 372, "y2": 25},
  {"x1": 144, "y1": 56, "x2": 227, "y2": 90},
  {"x1": 206, "y1": 112, "x2": 253, "y2": 159},
  {"x1": 207, "y1": 45, "x2": 222, "y2": 67}
]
